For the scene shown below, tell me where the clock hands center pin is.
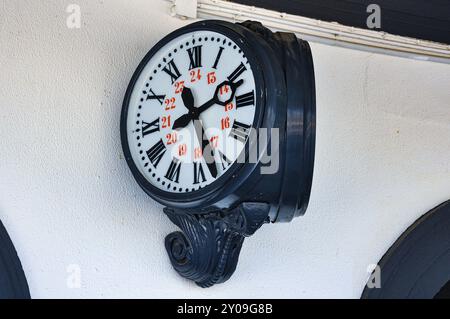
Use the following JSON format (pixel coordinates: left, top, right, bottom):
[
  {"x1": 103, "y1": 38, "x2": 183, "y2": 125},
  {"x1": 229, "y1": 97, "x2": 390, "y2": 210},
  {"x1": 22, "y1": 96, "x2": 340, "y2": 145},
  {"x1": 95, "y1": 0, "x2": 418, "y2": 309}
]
[{"x1": 172, "y1": 79, "x2": 244, "y2": 130}]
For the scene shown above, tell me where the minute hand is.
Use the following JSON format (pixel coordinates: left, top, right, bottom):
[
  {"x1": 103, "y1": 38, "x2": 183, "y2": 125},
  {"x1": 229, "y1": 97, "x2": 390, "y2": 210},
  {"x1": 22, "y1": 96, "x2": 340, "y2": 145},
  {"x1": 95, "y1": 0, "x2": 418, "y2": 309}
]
[{"x1": 195, "y1": 79, "x2": 244, "y2": 115}]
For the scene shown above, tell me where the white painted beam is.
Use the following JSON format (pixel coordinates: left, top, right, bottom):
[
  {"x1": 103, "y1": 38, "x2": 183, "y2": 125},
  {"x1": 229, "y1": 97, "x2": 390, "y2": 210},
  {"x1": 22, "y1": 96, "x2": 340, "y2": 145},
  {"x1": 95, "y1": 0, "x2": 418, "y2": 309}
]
[{"x1": 169, "y1": 0, "x2": 450, "y2": 64}]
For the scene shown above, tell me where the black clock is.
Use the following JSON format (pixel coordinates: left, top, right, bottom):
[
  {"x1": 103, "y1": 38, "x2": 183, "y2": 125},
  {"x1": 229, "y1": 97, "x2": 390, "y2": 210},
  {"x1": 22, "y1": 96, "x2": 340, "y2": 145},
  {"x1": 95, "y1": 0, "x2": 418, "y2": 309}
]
[{"x1": 121, "y1": 20, "x2": 315, "y2": 287}]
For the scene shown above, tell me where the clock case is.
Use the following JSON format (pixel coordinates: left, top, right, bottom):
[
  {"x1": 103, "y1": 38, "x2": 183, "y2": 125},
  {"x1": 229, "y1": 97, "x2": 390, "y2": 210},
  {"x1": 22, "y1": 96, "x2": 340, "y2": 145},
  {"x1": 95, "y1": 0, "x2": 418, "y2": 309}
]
[{"x1": 120, "y1": 20, "x2": 315, "y2": 287}]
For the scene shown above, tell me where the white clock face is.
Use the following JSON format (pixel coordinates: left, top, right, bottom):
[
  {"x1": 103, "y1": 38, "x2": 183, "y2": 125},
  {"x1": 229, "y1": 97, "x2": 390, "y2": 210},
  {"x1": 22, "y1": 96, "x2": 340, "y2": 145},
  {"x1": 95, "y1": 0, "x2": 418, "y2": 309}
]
[{"x1": 126, "y1": 30, "x2": 257, "y2": 193}]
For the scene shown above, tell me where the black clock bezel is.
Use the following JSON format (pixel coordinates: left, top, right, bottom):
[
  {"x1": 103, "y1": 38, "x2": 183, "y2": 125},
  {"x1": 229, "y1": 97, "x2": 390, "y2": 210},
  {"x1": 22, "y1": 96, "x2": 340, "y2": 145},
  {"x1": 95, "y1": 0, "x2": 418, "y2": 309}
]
[{"x1": 121, "y1": 20, "x2": 272, "y2": 209}]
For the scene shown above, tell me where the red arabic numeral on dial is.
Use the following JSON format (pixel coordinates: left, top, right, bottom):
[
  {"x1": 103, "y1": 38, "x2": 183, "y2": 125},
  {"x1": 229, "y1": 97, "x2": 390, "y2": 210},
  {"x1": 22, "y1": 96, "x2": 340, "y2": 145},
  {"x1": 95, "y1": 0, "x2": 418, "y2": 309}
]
[
  {"x1": 190, "y1": 69, "x2": 202, "y2": 83},
  {"x1": 178, "y1": 144, "x2": 187, "y2": 156},
  {"x1": 194, "y1": 147, "x2": 202, "y2": 160},
  {"x1": 209, "y1": 135, "x2": 219, "y2": 148},
  {"x1": 221, "y1": 117, "x2": 230, "y2": 130},
  {"x1": 166, "y1": 132, "x2": 177, "y2": 145},
  {"x1": 225, "y1": 102, "x2": 234, "y2": 112},
  {"x1": 219, "y1": 85, "x2": 229, "y2": 95},
  {"x1": 161, "y1": 115, "x2": 171, "y2": 128},
  {"x1": 207, "y1": 72, "x2": 216, "y2": 85},
  {"x1": 164, "y1": 97, "x2": 176, "y2": 111},
  {"x1": 174, "y1": 81, "x2": 185, "y2": 94}
]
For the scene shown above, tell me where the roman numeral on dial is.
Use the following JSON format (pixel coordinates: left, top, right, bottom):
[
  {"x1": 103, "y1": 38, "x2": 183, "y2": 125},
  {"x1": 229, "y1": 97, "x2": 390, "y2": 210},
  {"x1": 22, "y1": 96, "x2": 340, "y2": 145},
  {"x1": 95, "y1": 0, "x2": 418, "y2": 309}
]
[
  {"x1": 142, "y1": 118, "x2": 160, "y2": 137},
  {"x1": 227, "y1": 62, "x2": 247, "y2": 82},
  {"x1": 187, "y1": 45, "x2": 202, "y2": 70},
  {"x1": 230, "y1": 121, "x2": 251, "y2": 143},
  {"x1": 146, "y1": 89, "x2": 165, "y2": 105},
  {"x1": 165, "y1": 158, "x2": 182, "y2": 183},
  {"x1": 162, "y1": 59, "x2": 181, "y2": 84},
  {"x1": 193, "y1": 162, "x2": 206, "y2": 184},
  {"x1": 235, "y1": 90, "x2": 255, "y2": 108},
  {"x1": 146, "y1": 139, "x2": 166, "y2": 168},
  {"x1": 212, "y1": 46, "x2": 224, "y2": 69},
  {"x1": 218, "y1": 150, "x2": 232, "y2": 170}
]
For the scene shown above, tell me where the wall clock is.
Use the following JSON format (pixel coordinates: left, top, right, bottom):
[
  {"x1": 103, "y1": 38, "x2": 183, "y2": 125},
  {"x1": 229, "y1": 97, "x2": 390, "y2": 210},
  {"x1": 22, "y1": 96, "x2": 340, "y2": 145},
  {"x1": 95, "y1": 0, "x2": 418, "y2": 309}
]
[{"x1": 121, "y1": 20, "x2": 315, "y2": 287}]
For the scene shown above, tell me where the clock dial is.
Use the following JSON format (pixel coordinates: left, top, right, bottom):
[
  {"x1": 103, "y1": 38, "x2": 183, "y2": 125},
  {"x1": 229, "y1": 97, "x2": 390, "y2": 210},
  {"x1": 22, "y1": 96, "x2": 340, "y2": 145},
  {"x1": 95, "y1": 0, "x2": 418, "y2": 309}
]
[{"x1": 126, "y1": 30, "x2": 257, "y2": 193}]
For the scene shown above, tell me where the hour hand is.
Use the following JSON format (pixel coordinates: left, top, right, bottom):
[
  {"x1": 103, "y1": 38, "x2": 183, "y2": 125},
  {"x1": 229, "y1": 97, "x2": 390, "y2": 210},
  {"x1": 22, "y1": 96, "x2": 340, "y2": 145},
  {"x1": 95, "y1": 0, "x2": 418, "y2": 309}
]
[
  {"x1": 172, "y1": 113, "x2": 192, "y2": 130},
  {"x1": 173, "y1": 87, "x2": 195, "y2": 130},
  {"x1": 181, "y1": 86, "x2": 195, "y2": 111}
]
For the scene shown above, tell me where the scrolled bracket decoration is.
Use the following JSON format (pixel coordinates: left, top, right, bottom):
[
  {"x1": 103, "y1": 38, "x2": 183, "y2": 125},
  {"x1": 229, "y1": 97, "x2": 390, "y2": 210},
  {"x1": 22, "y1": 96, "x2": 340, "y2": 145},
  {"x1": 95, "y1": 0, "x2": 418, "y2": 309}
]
[{"x1": 164, "y1": 203, "x2": 269, "y2": 287}]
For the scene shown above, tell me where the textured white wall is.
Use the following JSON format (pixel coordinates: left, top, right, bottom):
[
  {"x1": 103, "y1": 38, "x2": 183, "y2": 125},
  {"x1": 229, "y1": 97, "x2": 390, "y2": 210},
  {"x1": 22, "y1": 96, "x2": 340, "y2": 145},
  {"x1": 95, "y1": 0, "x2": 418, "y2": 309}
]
[{"x1": 1, "y1": 0, "x2": 450, "y2": 298}]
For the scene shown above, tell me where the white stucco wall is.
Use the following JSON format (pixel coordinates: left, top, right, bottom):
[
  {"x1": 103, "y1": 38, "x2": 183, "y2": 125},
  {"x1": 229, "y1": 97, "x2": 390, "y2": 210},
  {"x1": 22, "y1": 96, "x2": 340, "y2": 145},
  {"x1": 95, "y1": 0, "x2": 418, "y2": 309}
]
[{"x1": 1, "y1": 0, "x2": 449, "y2": 298}]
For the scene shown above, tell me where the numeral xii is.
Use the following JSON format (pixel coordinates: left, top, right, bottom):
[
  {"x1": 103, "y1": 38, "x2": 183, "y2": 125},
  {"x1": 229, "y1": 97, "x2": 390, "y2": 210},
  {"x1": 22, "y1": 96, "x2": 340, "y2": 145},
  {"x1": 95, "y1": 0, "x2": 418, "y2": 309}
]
[{"x1": 187, "y1": 45, "x2": 202, "y2": 70}]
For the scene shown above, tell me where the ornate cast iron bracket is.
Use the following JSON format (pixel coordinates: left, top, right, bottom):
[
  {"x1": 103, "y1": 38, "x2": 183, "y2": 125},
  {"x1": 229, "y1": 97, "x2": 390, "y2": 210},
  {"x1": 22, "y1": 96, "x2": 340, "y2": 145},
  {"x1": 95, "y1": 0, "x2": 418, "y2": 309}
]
[{"x1": 164, "y1": 203, "x2": 269, "y2": 287}]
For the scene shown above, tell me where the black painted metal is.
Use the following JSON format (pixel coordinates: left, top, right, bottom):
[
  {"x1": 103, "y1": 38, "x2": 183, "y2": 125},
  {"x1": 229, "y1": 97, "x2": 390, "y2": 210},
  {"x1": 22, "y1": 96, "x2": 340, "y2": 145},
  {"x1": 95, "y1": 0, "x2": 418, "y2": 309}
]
[
  {"x1": 275, "y1": 29, "x2": 315, "y2": 221},
  {"x1": 121, "y1": 20, "x2": 316, "y2": 287},
  {"x1": 164, "y1": 202, "x2": 269, "y2": 287},
  {"x1": 362, "y1": 200, "x2": 450, "y2": 299},
  {"x1": 0, "y1": 220, "x2": 30, "y2": 299},
  {"x1": 232, "y1": 0, "x2": 450, "y2": 45},
  {"x1": 237, "y1": 21, "x2": 316, "y2": 222}
]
